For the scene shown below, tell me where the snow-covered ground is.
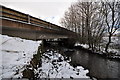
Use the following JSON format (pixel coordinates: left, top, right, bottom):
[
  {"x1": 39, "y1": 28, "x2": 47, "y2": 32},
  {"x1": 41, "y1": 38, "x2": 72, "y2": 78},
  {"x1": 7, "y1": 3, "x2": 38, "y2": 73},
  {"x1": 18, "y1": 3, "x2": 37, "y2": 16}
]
[
  {"x1": 0, "y1": 34, "x2": 41, "y2": 79},
  {"x1": 75, "y1": 43, "x2": 89, "y2": 49},
  {"x1": 36, "y1": 50, "x2": 91, "y2": 79},
  {"x1": 102, "y1": 36, "x2": 120, "y2": 54},
  {"x1": 75, "y1": 36, "x2": 120, "y2": 57},
  {"x1": 0, "y1": 34, "x2": 91, "y2": 79},
  {"x1": 103, "y1": 37, "x2": 120, "y2": 45}
]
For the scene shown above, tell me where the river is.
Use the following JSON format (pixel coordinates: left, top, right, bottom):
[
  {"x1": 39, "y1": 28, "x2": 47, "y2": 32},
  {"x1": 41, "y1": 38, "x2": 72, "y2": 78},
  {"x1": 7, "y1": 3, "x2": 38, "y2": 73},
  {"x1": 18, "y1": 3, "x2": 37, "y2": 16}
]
[
  {"x1": 23, "y1": 43, "x2": 120, "y2": 79},
  {"x1": 44, "y1": 44, "x2": 120, "y2": 79},
  {"x1": 69, "y1": 49, "x2": 120, "y2": 79}
]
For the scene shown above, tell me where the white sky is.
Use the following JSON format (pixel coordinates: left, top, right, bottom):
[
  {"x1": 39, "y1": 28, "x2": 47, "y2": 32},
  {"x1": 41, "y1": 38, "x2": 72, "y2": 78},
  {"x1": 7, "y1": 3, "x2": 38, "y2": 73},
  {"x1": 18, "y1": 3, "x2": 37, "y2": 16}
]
[{"x1": 1, "y1": 0, "x2": 77, "y2": 26}]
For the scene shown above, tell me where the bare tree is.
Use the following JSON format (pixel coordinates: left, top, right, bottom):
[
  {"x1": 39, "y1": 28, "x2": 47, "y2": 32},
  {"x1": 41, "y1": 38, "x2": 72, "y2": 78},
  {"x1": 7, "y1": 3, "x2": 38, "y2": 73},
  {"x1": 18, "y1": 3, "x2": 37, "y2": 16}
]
[
  {"x1": 101, "y1": 0, "x2": 120, "y2": 53},
  {"x1": 76, "y1": 1, "x2": 105, "y2": 50},
  {"x1": 60, "y1": 1, "x2": 106, "y2": 52},
  {"x1": 60, "y1": 5, "x2": 78, "y2": 32}
]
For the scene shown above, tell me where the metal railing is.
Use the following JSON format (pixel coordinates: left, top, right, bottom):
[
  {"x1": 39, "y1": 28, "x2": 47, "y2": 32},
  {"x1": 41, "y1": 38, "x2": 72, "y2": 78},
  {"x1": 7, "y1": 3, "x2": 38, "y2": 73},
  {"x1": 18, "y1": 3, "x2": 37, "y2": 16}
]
[
  {"x1": 0, "y1": 6, "x2": 61, "y2": 31},
  {"x1": 0, "y1": 5, "x2": 77, "y2": 37}
]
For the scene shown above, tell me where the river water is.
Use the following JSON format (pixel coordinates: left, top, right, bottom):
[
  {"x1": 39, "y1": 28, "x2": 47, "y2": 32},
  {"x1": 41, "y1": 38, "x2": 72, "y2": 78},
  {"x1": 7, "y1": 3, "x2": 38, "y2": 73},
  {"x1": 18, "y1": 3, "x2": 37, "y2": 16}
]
[
  {"x1": 24, "y1": 43, "x2": 120, "y2": 79},
  {"x1": 69, "y1": 49, "x2": 120, "y2": 79},
  {"x1": 40, "y1": 43, "x2": 120, "y2": 79}
]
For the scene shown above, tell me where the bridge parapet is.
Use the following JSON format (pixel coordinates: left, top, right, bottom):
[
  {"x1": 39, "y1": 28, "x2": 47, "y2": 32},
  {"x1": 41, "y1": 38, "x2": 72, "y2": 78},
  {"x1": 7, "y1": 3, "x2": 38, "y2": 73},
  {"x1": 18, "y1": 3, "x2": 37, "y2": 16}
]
[{"x1": 0, "y1": 5, "x2": 77, "y2": 40}]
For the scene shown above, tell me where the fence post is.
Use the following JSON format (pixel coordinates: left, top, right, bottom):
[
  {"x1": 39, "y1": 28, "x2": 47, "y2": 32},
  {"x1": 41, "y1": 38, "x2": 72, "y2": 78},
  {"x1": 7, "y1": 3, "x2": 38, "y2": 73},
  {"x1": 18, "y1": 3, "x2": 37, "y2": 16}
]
[{"x1": 28, "y1": 14, "x2": 30, "y2": 24}]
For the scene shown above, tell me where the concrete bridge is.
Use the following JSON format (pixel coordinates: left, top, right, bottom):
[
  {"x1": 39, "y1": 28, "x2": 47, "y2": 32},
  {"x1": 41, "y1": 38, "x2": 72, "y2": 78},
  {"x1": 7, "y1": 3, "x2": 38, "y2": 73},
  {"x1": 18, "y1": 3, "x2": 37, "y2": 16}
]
[{"x1": 0, "y1": 6, "x2": 77, "y2": 46}]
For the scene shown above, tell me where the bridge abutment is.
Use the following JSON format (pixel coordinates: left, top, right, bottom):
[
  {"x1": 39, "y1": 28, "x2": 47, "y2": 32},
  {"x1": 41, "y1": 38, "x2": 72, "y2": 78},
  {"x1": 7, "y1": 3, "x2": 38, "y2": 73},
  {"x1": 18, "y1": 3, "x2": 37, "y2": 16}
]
[
  {"x1": 61, "y1": 38, "x2": 76, "y2": 48},
  {"x1": 42, "y1": 38, "x2": 76, "y2": 48}
]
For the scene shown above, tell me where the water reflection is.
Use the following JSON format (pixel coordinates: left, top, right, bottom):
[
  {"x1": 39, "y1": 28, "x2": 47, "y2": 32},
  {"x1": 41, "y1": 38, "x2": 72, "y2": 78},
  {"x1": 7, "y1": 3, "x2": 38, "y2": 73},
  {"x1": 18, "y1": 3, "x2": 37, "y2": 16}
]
[
  {"x1": 23, "y1": 43, "x2": 120, "y2": 79},
  {"x1": 70, "y1": 50, "x2": 120, "y2": 78},
  {"x1": 41, "y1": 44, "x2": 120, "y2": 78}
]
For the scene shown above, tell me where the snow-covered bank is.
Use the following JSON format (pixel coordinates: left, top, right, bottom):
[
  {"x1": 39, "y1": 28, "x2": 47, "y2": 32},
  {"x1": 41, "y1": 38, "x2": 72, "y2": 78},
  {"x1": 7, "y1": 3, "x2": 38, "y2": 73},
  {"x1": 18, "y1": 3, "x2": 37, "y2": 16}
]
[
  {"x1": 0, "y1": 34, "x2": 41, "y2": 79},
  {"x1": 75, "y1": 43, "x2": 89, "y2": 49},
  {"x1": 0, "y1": 34, "x2": 92, "y2": 79},
  {"x1": 74, "y1": 42, "x2": 120, "y2": 59},
  {"x1": 36, "y1": 50, "x2": 91, "y2": 79}
]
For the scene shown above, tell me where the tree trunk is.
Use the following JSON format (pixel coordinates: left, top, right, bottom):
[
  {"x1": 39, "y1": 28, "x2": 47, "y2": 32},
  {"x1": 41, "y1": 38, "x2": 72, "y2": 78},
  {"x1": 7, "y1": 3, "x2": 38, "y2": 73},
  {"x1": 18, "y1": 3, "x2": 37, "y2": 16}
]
[{"x1": 105, "y1": 33, "x2": 112, "y2": 53}]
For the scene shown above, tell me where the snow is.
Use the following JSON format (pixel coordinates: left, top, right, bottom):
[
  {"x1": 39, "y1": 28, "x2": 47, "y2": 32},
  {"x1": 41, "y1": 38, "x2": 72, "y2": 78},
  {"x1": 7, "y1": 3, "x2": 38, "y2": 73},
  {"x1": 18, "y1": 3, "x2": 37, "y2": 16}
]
[
  {"x1": 75, "y1": 37, "x2": 120, "y2": 58},
  {"x1": 0, "y1": 34, "x2": 91, "y2": 79},
  {"x1": 103, "y1": 37, "x2": 120, "y2": 45},
  {"x1": 36, "y1": 50, "x2": 90, "y2": 79},
  {"x1": 0, "y1": 34, "x2": 41, "y2": 79},
  {"x1": 102, "y1": 36, "x2": 120, "y2": 55},
  {"x1": 75, "y1": 43, "x2": 89, "y2": 49}
]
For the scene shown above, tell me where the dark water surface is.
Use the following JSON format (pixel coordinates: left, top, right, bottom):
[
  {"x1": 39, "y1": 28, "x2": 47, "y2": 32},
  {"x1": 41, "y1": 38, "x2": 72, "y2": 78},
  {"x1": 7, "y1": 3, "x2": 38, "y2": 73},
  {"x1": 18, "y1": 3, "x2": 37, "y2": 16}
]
[
  {"x1": 24, "y1": 43, "x2": 120, "y2": 79},
  {"x1": 41, "y1": 44, "x2": 120, "y2": 79},
  {"x1": 69, "y1": 49, "x2": 120, "y2": 79}
]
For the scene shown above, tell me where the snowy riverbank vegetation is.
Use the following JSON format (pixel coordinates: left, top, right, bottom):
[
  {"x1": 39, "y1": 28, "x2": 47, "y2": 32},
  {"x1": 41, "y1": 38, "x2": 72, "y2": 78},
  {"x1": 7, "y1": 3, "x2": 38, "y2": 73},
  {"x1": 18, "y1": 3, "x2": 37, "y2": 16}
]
[{"x1": 61, "y1": 0, "x2": 120, "y2": 57}]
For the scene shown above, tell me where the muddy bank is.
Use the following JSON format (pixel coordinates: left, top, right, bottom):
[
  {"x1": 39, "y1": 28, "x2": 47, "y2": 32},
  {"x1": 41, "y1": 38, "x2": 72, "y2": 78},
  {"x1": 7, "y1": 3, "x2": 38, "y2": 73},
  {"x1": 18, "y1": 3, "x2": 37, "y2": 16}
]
[{"x1": 22, "y1": 45, "x2": 45, "y2": 79}]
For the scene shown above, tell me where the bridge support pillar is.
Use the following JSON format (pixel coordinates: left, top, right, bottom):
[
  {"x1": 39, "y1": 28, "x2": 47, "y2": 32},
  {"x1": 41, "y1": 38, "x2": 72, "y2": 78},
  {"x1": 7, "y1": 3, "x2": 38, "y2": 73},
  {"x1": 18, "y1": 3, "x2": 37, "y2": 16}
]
[{"x1": 41, "y1": 38, "x2": 76, "y2": 48}]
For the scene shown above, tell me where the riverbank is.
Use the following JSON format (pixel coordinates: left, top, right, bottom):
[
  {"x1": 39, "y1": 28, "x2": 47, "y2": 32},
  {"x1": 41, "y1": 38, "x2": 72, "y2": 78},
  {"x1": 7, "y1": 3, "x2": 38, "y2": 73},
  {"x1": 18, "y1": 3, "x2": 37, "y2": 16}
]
[
  {"x1": 0, "y1": 34, "x2": 41, "y2": 79},
  {"x1": 74, "y1": 43, "x2": 120, "y2": 60},
  {"x1": 69, "y1": 46, "x2": 120, "y2": 79},
  {"x1": 0, "y1": 35, "x2": 92, "y2": 79},
  {"x1": 35, "y1": 48, "x2": 90, "y2": 79}
]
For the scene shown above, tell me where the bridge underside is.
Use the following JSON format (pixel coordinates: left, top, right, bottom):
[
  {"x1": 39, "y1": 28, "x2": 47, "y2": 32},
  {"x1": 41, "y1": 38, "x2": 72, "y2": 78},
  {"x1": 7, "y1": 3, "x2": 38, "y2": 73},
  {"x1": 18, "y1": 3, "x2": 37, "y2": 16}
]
[
  {"x1": 0, "y1": 18, "x2": 72, "y2": 40},
  {"x1": 1, "y1": 26, "x2": 69, "y2": 40}
]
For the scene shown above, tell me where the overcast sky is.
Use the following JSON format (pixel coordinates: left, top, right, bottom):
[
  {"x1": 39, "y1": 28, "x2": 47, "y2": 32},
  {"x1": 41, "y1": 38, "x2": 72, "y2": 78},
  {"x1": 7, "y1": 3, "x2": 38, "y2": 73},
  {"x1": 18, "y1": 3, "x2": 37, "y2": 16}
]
[{"x1": 1, "y1": 0, "x2": 77, "y2": 26}]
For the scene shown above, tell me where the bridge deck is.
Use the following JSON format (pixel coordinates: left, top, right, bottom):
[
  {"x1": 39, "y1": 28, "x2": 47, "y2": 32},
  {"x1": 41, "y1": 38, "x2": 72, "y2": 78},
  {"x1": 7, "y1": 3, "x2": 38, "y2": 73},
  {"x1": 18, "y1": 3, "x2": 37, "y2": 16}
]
[{"x1": 0, "y1": 5, "x2": 77, "y2": 40}]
